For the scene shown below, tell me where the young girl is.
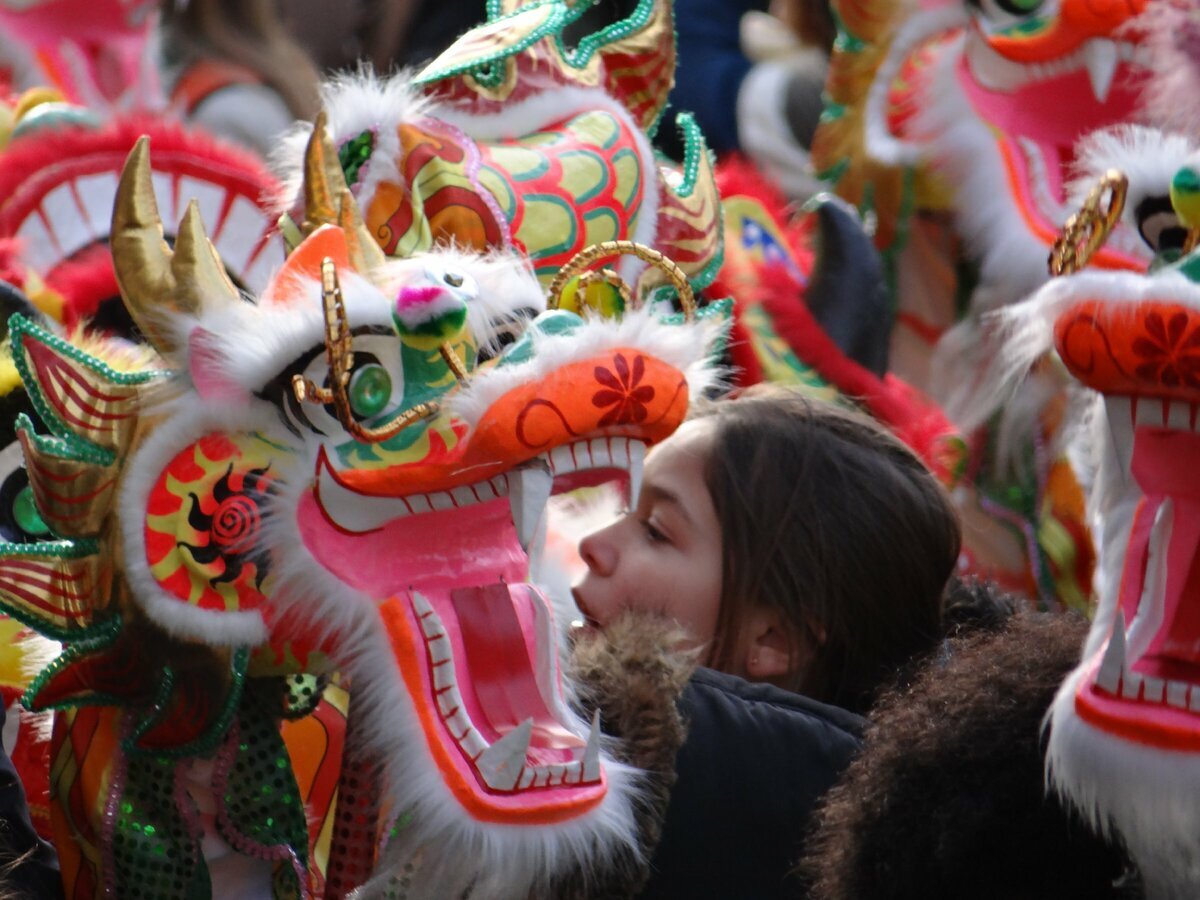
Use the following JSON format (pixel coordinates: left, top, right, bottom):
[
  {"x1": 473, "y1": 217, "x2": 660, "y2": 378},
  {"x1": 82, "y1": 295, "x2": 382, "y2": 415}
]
[{"x1": 574, "y1": 386, "x2": 961, "y2": 714}]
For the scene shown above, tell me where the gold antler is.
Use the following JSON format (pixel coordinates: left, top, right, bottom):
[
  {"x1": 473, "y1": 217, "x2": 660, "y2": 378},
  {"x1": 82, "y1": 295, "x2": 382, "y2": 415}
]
[
  {"x1": 291, "y1": 258, "x2": 438, "y2": 443},
  {"x1": 547, "y1": 241, "x2": 697, "y2": 319},
  {"x1": 302, "y1": 114, "x2": 386, "y2": 273},
  {"x1": 1049, "y1": 170, "x2": 1128, "y2": 276},
  {"x1": 111, "y1": 138, "x2": 240, "y2": 355}
]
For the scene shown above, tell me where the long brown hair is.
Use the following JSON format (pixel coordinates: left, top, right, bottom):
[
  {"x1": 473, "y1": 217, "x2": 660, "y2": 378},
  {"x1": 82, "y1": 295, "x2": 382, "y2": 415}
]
[
  {"x1": 161, "y1": 0, "x2": 321, "y2": 120},
  {"x1": 698, "y1": 387, "x2": 960, "y2": 713}
]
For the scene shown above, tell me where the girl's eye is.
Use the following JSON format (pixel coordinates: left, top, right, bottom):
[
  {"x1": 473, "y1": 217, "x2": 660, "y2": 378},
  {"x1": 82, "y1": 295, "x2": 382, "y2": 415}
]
[{"x1": 642, "y1": 519, "x2": 667, "y2": 543}]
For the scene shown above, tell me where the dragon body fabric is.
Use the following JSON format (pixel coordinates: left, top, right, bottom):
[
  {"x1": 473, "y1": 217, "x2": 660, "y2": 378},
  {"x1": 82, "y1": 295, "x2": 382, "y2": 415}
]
[{"x1": 0, "y1": 1, "x2": 728, "y2": 896}]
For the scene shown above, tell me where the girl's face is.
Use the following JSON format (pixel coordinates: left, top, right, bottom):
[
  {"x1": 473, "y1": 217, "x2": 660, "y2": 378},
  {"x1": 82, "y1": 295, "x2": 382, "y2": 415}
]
[{"x1": 573, "y1": 420, "x2": 724, "y2": 650}]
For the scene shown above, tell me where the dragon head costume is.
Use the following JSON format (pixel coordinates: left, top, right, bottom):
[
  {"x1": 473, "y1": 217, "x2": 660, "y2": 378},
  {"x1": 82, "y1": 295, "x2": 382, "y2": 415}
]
[
  {"x1": 977, "y1": 124, "x2": 1200, "y2": 895},
  {"x1": 0, "y1": 98, "x2": 725, "y2": 900},
  {"x1": 278, "y1": 0, "x2": 721, "y2": 302}
]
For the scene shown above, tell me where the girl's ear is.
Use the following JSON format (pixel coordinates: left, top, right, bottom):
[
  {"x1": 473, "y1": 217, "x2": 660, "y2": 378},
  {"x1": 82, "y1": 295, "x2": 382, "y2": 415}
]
[{"x1": 743, "y1": 608, "x2": 802, "y2": 682}]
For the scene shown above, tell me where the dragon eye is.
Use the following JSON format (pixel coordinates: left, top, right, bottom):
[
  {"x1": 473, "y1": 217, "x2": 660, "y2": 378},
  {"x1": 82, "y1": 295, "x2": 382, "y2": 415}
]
[
  {"x1": 972, "y1": 0, "x2": 1051, "y2": 26},
  {"x1": 994, "y1": 0, "x2": 1042, "y2": 13},
  {"x1": 443, "y1": 271, "x2": 465, "y2": 288},
  {"x1": 348, "y1": 363, "x2": 392, "y2": 419},
  {"x1": 1136, "y1": 195, "x2": 1188, "y2": 256}
]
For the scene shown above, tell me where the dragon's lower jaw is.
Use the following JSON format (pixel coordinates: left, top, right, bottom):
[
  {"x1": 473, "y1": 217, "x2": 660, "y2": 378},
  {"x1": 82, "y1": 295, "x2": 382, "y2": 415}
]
[
  {"x1": 298, "y1": 438, "x2": 646, "y2": 823},
  {"x1": 1076, "y1": 406, "x2": 1200, "y2": 751}
]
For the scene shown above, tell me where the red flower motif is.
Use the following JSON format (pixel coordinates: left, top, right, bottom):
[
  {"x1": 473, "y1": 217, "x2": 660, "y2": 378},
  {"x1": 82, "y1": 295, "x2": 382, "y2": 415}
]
[
  {"x1": 1131, "y1": 310, "x2": 1200, "y2": 389},
  {"x1": 593, "y1": 354, "x2": 655, "y2": 426}
]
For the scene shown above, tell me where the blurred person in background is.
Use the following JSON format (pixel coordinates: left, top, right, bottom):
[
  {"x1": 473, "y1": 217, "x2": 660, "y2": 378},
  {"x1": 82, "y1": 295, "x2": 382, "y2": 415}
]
[{"x1": 160, "y1": 0, "x2": 321, "y2": 156}]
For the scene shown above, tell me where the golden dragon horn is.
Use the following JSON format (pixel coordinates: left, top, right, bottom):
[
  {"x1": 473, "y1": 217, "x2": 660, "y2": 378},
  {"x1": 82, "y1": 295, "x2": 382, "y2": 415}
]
[
  {"x1": 173, "y1": 200, "x2": 242, "y2": 313},
  {"x1": 111, "y1": 137, "x2": 180, "y2": 353}
]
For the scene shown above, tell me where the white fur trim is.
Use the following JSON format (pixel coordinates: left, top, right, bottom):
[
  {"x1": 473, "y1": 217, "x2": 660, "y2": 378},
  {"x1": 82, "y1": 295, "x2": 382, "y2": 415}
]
[
  {"x1": 120, "y1": 402, "x2": 272, "y2": 646},
  {"x1": 1069, "y1": 126, "x2": 1198, "y2": 231},
  {"x1": 276, "y1": 72, "x2": 664, "y2": 288},
  {"x1": 863, "y1": 6, "x2": 968, "y2": 169},
  {"x1": 261, "y1": 444, "x2": 646, "y2": 898},
  {"x1": 736, "y1": 58, "x2": 828, "y2": 201},
  {"x1": 1048, "y1": 667, "x2": 1200, "y2": 898}
]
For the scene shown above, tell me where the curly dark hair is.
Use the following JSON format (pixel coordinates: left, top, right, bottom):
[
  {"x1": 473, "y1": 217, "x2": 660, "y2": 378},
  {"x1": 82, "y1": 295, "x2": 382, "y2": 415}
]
[{"x1": 799, "y1": 606, "x2": 1142, "y2": 899}]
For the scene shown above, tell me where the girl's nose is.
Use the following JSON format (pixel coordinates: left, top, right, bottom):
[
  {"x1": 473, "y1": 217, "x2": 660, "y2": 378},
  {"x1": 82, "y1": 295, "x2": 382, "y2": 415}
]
[{"x1": 579, "y1": 527, "x2": 617, "y2": 576}]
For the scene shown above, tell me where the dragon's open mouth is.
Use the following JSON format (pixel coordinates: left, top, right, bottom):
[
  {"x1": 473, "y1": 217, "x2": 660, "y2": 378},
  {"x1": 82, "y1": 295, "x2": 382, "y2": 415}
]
[
  {"x1": 1057, "y1": 293, "x2": 1200, "y2": 749},
  {"x1": 299, "y1": 436, "x2": 645, "y2": 819},
  {"x1": 956, "y1": 34, "x2": 1149, "y2": 266}
]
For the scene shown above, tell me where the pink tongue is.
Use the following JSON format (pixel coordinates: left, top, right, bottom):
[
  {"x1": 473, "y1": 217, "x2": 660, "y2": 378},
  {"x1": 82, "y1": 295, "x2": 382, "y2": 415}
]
[
  {"x1": 1130, "y1": 430, "x2": 1200, "y2": 676},
  {"x1": 451, "y1": 584, "x2": 580, "y2": 751}
]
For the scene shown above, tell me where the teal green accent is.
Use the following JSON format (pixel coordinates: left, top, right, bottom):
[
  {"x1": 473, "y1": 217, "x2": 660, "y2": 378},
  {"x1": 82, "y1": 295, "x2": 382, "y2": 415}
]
[
  {"x1": 692, "y1": 188, "x2": 726, "y2": 294},
  {"x1": 815, "y1": 158, "x2": 849, "y2": 186},
  {"x1": 583, "y1": 207, "x2": 621, "y2": 239},
  {"x1": 435, "y1": 0, "x2": 671, "y2": 131},
  {"x1": 497, "y1": 310, "x2": 583, "y2": 367},
  {"x1": 400, "y1": 307, "x2": 469, "y2": 340},
  {"x1": 12, "y1": 485, "x2": 49, "y2": 537},
  {"x1": 1176, "y1": 250, "x2": 1200, "y2": 283},
  {"x1": 113, "y1": 737, "x2": 211, "y2": 900},
  {"x1": 563, "y1": 150, "x2": 611, "y2": 204},
  {"x1": 415, "y1": 2, "x2": 568, "y2": 86},
  {"x1": 611, "y1": 148, "x2": 642, "y2": 211},
  {"x1": 1150, "y1": 249, "x2": 1183, "y2": 271},
  {"x1": 524, "y1": 193, "x2": 579, "y2": 257},
  {"x1": 1172, "y1": 165, "x2": 1200, "y2": 198},
  {"x1": 218, "y1": 686, "x2": 309, "y2": 895},
  {"x1": 17, "y1": 415, "x2": 109, "y2": 465},
  {"x1": 559, "y1": 0, "x2": 655, "y2": 70},
  {"x1": 660, "y1": 298, "x2": 733, "y2": 364},
  {"x1": 21, "y1": 616, "x2": 122, "y2": 711},
  {"x1": 124, "y1": 647, "x2": 250, "y2": 760},
  {"x1": 348, "y1": 365, "x2": 393, "y2": 419},
  {"x1": 997, "y1": 12, "x2": 1050, "y2": 36},
  {"x1": 338, "y1": 130, "x2": 375, "y2": 188},
  {"x1": 0, "y1": 538, "x2": 107, "y2": 642},
  {"x1": 509, "y1": 153, "x2": 551, "y2": 183},
  {"x1": 9, "y1": 315, "x2": 165, "y2": 469},
  {"x1": 819, "y1": 100, "x2": 846, "y2": 124},
  {"x1": 672, "y1": 113, "x2": 706, "y2": 198},
  {"x1": 480, "y1": 164, "x2": 517, "y2": 218}
]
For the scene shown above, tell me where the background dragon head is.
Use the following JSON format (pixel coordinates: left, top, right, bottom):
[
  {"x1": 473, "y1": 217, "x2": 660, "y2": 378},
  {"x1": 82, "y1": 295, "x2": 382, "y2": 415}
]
[{"x1": 974, "y1": 127, "x2": 1200, "y2": 896}]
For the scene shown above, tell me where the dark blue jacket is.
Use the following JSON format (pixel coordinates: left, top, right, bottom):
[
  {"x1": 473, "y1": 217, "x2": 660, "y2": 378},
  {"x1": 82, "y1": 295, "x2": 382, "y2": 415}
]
[{"x1": 640, "y1": 668, "x2": 863, "y2": 898}]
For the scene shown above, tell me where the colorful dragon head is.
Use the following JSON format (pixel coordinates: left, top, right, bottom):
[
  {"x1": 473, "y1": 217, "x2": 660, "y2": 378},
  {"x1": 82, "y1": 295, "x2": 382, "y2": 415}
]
[
  {"x1": 814, "y1": 0, "x2": 1153, "y2": 305},
  {"x1": 0, "y1": 91, "x2": 285, "y2": 332},
  {"x1": 0, "y1": 0, "x2": 161, "y2": 111},
  {"x1": 979, "y1": 128, "x2": 1200, "y2": 895},
  {"x1": 278, "y1": 0, "x2": 722, "y2": 301},
  {"x1": 0, "y1": 108, "x2": 726, "y2": 895}
]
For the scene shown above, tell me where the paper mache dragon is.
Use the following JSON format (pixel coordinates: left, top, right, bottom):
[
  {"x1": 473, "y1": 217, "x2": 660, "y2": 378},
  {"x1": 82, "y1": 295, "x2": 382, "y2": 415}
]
[
  {"x1": 0, "y1": 1, "x2": 735, "y2": 896},
  {"x1": 973, "y1": 110, "x2": 1200, "y2": 894},
  {"x1": 807, "y1": 0, "x2": 1165, "y2": 607}
]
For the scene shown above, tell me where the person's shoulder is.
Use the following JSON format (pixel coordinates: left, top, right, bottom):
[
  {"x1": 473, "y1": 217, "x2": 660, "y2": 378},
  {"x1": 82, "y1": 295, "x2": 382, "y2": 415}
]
[{"x1": 683, "y1": 666, "x2": 864, "y2": 741}]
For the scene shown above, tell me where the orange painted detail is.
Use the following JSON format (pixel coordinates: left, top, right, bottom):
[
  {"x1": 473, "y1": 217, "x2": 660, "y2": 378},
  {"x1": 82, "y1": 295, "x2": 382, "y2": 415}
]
[
  {"x1": 987, "y1": 0, "x2": 1148, "y2": 62},
  {"x1": 378, "y1": 597, "x2": 606, "y2": 825},
  {"x1": 341, "y1": 350, "x2": 689, "y2": 495},
  {"x1": 1054, "y1": 301, "x2": 1200, "y2": 398},
  {"x1": 261, "y1": 225, "x2": 351, "y2": 307}
]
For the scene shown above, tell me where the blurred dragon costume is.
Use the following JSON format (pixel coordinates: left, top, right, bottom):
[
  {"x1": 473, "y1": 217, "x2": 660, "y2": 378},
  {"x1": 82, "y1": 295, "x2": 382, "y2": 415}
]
[
  {"x1": 967, "y1": 10, "x2": 1200, "y2": 875},
  {"x1": 0, "y1": 89, "x2": 286, "y2": 842},
  {"x1": 0, "y1": 0, "x2": 162, "y2": 113},
  {"x1": 0, "y1": 1, "x2": 731, "y2": 896},
  {"x1": 281, "y1": 0, "x2": 721, "y2": 298},
  {"x1": 808, "y1": 0, "x2": 1159, "y2": 604}
]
